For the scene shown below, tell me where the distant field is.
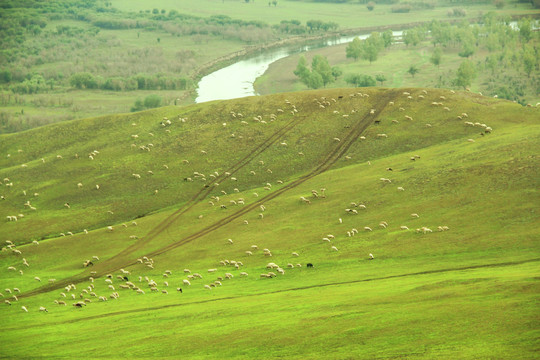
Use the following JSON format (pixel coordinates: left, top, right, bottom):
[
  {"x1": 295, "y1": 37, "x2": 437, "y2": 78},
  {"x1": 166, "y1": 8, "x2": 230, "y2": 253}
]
[{"x1": 111, "y1": 0, "x2": 536, "y2": 27}]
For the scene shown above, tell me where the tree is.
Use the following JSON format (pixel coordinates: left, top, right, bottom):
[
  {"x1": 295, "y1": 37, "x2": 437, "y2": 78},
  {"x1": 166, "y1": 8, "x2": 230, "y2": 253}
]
[
  {"x1": 375, "y1": 74, "x2": 387, "y2": 86},
  {"x1": 132, "y1": 94, "x2": 162, "y2": 112},
  {"x1": 0, "y1": 69, "x2": 12, "y2": 83},
  {"x1": 312, "y1": 55, "x2": 333, "y2": 86},
  {"x1": 382, "y1": 29, "x2": 393, "y2": 48},
  {"x1": 367, "y1": 1, "x2": 375, "y2": 11},
  {"x1": 293, "y1": 55, "x2": 335, "y2": 89},
  {"x1": 403, "y1": 28, "x2": 420, "y2": 47},
  {"x1": 407, "y1": 65, "x2": 419, "y2": 78},
  {"x1": 362, "y1": 42, "x2": 379, "y2": 63},
  {"x1": 293, "y1": 55, "x2": 310, "y2": 83},
  {"x1": 346, "y1": 37, "x2": 363, "y2": 61},
  {"x1": 306, "y1": 72, "x2": 323, "y2": 89},
  {"x1": 306, "y1": 20, "x2": 323, "y2": 32},
  {"x1": 331, "y1": 66, "x2": 342, "y2": 80},
  {"x1": 69, "y1": 72, "x2": 97, "y2": 89},
  {"x1": 131, "y1": 99, "x2": 144, "y2": 112},
  {"x1": 518, "y1": 18, "x2": 532, "y2": 42},
  {"x1": 485, "y1": 55, "x2": 498, "y2": 75},
  {"x1": 430, "y1": 47, "x2": 442, "y2": 68},
  {"x1": 458, "y1": 40, "x2": 475, "y2": 58},
  {"x1": 345, "y1": 74, "x2": 376, "y2": 87},
  {"x1": 144, "y1": 94, "x2": 162, "y2": 108},
  {"x1": 455, "y1": 60, "x2": 476, "y2": 89},
  {"x1": 522, "y1": 45, "x2": 536, "y2": 78},
  {"x1": 362, "y1": 33, "x2": 384, "y2": 64}
]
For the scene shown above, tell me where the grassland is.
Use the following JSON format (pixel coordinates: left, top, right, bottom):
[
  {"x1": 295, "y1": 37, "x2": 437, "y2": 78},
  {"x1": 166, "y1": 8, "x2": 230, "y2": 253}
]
[
  {"x1": 0, "y1": 87, "x2": 538, "y2": 358},
  {"x1": 111, "y1": 0, "x2": 538, "y2": 28}
]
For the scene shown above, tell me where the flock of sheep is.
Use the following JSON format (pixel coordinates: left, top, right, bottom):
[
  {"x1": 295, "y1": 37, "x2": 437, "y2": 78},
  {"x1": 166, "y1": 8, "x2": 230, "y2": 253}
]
[{"x1": 1, "y1": 88, "x2": 487, "y2": 314}]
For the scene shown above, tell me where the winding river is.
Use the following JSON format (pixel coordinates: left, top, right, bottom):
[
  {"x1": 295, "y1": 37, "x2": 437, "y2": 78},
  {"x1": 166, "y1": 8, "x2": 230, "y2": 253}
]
[{"x1": 195, "y1": 31, "x2": 403, "y2": 103}]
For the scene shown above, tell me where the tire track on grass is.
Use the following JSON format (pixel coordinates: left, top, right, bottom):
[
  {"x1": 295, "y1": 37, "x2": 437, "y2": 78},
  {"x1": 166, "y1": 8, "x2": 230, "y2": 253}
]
[
  {"x1": 20, "y1": 90, "x2": 397, "y2": 298},
  {"x1": 104, "y1": 109, "x2": 309, "y2": 262}
]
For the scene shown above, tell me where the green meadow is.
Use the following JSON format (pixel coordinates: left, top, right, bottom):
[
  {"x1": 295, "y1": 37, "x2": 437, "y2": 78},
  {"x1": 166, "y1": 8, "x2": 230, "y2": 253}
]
[
  {"x1": 1, "y1": 88, "x2": 538, "y2": 358},
  {"x1": 112, "y1": 0, "x2": 538, "y2": 28}
]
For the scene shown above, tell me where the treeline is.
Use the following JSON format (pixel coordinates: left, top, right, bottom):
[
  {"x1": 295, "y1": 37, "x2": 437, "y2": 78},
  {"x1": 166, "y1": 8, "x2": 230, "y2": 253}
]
[
  {"x1": 2, "y1": 72, "x2": 192, "y2": 94},
  {"x1": 276, "y1": 20, "x2": 339, "y2": 35},
  {"x1": 341, "y1": 14, "x2": 539, "y2": 102},
  {"x1": 69, "y1": 73, "x2": 192, "y2": 92}
]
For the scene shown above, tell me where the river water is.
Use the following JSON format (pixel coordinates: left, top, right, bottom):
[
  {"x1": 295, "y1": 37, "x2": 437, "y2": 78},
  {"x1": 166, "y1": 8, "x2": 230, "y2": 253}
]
[{"x1": 195, "y1": 31, "x2": 403, "y2": 103}]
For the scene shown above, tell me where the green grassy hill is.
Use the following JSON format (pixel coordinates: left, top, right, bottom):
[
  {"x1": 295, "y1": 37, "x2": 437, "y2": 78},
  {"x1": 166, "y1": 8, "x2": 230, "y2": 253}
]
[{"x1": 0, "y1": 88, "x2": 539, "y2": 359}]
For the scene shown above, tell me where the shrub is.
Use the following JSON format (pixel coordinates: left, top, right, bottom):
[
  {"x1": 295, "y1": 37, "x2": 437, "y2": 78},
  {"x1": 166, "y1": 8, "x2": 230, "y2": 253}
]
[
  {"x1": 391, "y1": 4, "x2": 411, "y2": 13},
  {"x1": 345, "y1": 73, "x2": 376, "y2": 87}
]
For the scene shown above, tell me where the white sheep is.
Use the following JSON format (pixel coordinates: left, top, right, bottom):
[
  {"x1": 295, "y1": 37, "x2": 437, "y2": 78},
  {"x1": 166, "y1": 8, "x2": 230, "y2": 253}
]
[
  {"x1": 21, "y1": 305, "x2": 28, "y2": 312},
  {"x1": 39, "y1": 306, "x2": 48, "y2": 312}
]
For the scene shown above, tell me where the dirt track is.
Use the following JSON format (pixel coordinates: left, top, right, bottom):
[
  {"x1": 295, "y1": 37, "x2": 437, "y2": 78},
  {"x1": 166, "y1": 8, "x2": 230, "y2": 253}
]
[{"x1": 20, "y1": 89, "x2": 397, "y2": 299}]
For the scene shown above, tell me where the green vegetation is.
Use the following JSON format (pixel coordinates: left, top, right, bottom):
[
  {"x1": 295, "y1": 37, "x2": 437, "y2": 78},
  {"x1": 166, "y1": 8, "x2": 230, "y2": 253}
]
[
  {"x1": 1, "y1": 0, "x2": 538, "y2": 132},
  {"x1": 256, "y1": 14, "x2": 540, "y2": 105},
  {"x1": 345, "y1": 73, "x2": 376, "y2": 87},
  {"x1": 130, "y1": 94, "x2": 163, "y2": 112},
  {"x1": 0, "y1": 88, "x2": 538, "y2": 358},
  {"x1": 294, "y1": 55, "x2": 337, "y2": 89}
]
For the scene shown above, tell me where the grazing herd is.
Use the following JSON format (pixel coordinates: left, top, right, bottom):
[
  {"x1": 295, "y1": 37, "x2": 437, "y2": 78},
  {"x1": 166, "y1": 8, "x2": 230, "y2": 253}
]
[{"x1": 1, "y1": 88, "x2": 486, "y2": 314}]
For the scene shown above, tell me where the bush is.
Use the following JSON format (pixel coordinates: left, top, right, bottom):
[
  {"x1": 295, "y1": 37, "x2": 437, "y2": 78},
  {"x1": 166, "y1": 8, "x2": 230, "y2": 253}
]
[
  {"x1": 391, "y1": 4, "x2": 411, "y2": 13},
  {"x1": 367, "y1": 1, "x2": 375, "y2": 11},
  {"x1": 69, "y1": 72, "x2": 98, "y2": 89},
  {"x1": 143, "y1": 94, "x2": 162, "y2": 109},
  {"x1": 448, "y1": 8, "x2": 466, "y2": 17},
  {"x1": 131, "y1": 94, "x2": 162, "y2": 112},
  {"x1": 345, "y1": 74, "x2": 376, "y2": 87},
  {"x1": 0, "y1": 69, "x2": 12, "y2": 83}
]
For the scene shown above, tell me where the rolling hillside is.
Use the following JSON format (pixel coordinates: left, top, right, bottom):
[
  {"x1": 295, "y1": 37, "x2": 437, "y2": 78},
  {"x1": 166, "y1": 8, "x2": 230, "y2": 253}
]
[{"x1": 0, "y1": 88, "x2": 539, "y2": 359}]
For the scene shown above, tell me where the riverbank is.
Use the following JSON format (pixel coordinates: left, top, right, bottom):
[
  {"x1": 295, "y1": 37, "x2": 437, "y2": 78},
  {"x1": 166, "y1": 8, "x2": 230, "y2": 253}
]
[
  {"x1": 186, "y1": 12, "x2": 539, "y2": 103},
  {"x1": 253, "y1": 16, "x2": 540, "y2": 105}
]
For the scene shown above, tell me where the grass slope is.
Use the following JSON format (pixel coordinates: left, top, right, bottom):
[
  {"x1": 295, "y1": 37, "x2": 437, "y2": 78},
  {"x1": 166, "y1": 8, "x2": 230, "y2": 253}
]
[{"x1": 0, "y1": 88, "x2": 539, "y2": 359}]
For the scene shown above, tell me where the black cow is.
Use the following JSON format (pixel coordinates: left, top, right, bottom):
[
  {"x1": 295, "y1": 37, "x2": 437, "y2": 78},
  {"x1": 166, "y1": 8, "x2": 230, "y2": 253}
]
[{"x1": 306, "y1": 263, "x2": 314, "y2": 268}]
